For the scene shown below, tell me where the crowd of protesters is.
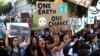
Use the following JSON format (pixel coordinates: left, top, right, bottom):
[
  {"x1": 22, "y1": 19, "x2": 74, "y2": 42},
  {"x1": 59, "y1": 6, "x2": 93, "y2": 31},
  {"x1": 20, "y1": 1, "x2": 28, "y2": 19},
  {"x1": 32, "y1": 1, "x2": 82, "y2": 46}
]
[{"x1": 0, "y1": 17, "x2": 100, "y2": 56}]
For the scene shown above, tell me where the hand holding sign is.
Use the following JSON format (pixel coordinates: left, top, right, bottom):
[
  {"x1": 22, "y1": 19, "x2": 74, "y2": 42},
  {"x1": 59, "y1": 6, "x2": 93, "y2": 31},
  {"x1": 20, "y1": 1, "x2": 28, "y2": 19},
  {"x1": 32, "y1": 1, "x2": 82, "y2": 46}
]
[{"x1": 51, "y1": 25, "x2": 59, "y2": 34}]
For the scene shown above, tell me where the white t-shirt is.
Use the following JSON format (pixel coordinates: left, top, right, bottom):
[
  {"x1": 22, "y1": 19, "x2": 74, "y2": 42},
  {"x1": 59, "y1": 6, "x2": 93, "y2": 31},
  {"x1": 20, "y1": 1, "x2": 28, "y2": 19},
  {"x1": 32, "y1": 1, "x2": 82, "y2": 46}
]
[
  {"x1": 68, "y1": 48, "x2": 78, "y2": 56},
  {"x1": 52, "y1": 49, "x2": 64, "y2": 56}
]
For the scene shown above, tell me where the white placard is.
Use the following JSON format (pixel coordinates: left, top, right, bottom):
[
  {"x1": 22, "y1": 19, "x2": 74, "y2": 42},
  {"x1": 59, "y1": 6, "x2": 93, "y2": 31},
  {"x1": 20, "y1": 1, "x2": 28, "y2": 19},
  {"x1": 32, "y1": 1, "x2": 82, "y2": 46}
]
[
  {"x1": 6, "y1": 23, "x2": 29, "y2": 37},
  {"x1": 96, "y1": 12, "x2": 100, "y2": 20},
  {"x1": 88, "y1": 6, "x2": 95, "y2": 24}
]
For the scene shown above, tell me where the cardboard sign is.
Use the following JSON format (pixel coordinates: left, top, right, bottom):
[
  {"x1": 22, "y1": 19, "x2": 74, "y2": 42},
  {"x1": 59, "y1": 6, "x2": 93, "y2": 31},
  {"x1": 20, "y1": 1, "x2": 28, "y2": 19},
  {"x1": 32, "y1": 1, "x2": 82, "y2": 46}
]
[
  {"x1": 7, "y1": 23, "x2": 30, "y2": 37},
  {"x1": 33, "y1": 2, "x2": 68, "y2": 30},
  {"x1": 68, "y1": 0, "x2": 92, "y2": 8}
]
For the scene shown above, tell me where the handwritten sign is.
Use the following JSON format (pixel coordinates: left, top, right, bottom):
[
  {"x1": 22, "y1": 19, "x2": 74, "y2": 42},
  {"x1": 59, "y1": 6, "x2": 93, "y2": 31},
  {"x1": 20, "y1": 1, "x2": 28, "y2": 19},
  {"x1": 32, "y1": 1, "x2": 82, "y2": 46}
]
[{"x1": 33, "y1": 2, "x2": 68, "y2": 30}]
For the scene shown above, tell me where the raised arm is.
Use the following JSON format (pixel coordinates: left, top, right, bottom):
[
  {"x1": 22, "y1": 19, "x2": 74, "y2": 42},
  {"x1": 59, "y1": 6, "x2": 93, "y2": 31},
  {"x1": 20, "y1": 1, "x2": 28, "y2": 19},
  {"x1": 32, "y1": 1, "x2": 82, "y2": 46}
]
[
  {"x1": 5, "y1": 31, "x2": 9, "y2": 48},
  {"x1": 47, "y1": 34, "x2": 59, "y2": 49},
  {"x1": 19, "y1": 37, "x2": 30, "y2": 48},
  {"x1": 55, "y1": 34, "x2": 71, "y2": 51}
]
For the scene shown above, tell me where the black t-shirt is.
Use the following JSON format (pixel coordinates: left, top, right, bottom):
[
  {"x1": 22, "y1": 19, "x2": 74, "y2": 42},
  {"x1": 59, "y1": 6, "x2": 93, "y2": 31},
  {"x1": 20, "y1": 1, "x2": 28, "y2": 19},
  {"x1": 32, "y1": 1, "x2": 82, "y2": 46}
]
[
  {"x1": 25, "y1": 46, "x2": 36, "y2": 56},
  {"x1": 0, "y1": 47, "x2": 9, "y2": 56},
  {"x1": 90, "y1": 50, "x2": 100, "y2": 56}
]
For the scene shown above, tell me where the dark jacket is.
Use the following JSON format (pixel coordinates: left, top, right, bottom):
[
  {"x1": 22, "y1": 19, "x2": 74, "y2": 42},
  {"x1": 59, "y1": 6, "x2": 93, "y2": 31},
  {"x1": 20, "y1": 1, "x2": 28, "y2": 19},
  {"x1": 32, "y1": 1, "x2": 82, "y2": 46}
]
[{"x1": 90, "y1": 50, "x2": 100, "y2": 56}]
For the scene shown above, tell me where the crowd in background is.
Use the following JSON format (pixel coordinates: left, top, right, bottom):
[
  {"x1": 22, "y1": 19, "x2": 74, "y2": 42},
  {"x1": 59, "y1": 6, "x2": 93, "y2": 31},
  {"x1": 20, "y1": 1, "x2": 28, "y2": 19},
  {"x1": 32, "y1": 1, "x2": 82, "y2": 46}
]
[{"x1": 0, "y1": 17, "x2": 100, "y2": 56}]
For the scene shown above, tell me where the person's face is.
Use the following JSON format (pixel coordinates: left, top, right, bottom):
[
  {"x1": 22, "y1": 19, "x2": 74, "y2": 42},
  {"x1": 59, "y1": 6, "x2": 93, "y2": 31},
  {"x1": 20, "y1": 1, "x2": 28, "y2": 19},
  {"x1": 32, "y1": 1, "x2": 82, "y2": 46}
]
[
  {"x1": 32, "y1": 38, "x2": 36, "y2": 45},
  {"x1": 17, "y1": 36, "x2": 23, "y2": 43},
  {"x1": 92, "y1": 36, "x2": 98, "y2": 43},
  {"x1": 39, "y1": 38, "x2": 45, "y2": 48},
  {"x1": 13, "y1": 38, "x2": 18, "y2": 46},
  {"x1": 63, "y1": 34, "x2": 71, "y2": 42},
  {"x1": 46, "y1": 31, "x2": 49, "y2": 36},
  {"x1": 63, "y1": 34, "x2": 69, "y2": 40}
]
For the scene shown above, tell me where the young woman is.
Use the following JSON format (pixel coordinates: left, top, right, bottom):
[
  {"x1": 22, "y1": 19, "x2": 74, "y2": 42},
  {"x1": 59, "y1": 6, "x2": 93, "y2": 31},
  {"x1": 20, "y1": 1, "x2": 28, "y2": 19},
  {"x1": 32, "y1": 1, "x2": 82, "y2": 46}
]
[
  {"x1": 5, "y1": 36, "x2": 20, "y2": 56},
  {"x1": 5, "y1": 31, "x2": 30, "y2": 56},
  {"x1": 52, "y1": 33, "x2": 71, "y2": 56},
  {"x1": 89, "y1": 34, "x2": 98, "y2": 53},
  {"x1": 0, "y1": 39, "x2": 9, "y2": 56},
  {"x1": 18, "y1": 36, "x2": 30, "y2": 56},
  {"x1": 25, "y1": 37, "x2": 37, "y2": 56},
  {"x1": 37, "y1": 38, "x2": 52, "y2": 56}
]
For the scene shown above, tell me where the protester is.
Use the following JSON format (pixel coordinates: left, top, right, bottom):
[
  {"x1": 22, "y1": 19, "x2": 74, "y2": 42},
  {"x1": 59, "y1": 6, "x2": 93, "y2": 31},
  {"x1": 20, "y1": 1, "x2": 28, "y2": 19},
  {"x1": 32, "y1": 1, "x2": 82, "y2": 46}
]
[
  {"x1": 5, "y1": 31, "x2": 30, "y2": 56},
  {"x1": 52, "y1": 32, "x2": 71, "y2": 56},
  {"x1": 25, "y1": 37, "x2": 37, "y2": 56},
  {"x1": 78, "y1": 43, "x2": 91, "y2": 56},
  {"x1": 89, "y1": 34, "x2": 98, "y2": 53},
  {"x1": 0, "y1": 14, "x2": 100, "y2": 56},
  {"x1": 90, "y1": 45, "x2": 100, "y2": 56},
  {"x1": 37, "y1": 38, "x2": 52, "y2": 56},
  {"x1": 0, "y1": 39, "x2": 9, "y2": 56}
]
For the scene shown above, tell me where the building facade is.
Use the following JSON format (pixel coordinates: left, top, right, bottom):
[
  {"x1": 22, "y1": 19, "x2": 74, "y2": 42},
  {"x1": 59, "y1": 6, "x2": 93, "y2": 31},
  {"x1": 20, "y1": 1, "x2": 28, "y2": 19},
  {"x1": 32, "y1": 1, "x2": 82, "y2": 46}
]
[{"x1": 15, "y1": 0, "x2": 35, "y2": 17}]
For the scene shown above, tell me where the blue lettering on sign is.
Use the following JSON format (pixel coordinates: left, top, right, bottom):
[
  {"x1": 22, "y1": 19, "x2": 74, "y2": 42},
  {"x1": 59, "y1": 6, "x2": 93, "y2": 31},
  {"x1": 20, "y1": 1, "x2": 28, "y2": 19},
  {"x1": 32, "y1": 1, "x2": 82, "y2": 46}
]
[
  {"x1": 10, "y1": 25, "x2": 30, "y2": 36},
  {"x1": 59, "y1": 3, "x2": 68, "y2": 14}
]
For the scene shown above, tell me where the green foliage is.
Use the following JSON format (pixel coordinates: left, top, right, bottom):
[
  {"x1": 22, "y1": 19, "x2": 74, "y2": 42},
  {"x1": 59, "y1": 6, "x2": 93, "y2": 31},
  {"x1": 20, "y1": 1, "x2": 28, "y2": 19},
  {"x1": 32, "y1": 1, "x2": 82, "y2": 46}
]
[{"x1": 0, "y1": 2, "x2": 12, "y2": 15}]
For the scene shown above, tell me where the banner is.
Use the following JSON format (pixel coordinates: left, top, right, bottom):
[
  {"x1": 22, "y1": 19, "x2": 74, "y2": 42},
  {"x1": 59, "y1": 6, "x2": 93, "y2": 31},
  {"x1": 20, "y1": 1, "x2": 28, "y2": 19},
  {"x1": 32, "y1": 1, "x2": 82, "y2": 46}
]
[
  {"x1": 7, "y1": 23, "x2": 30, "y2": 37},
  {"x1": 33, "y1": 1, "x2": 68, "y2": 30},
  {"x1": 68, "y1": 0, "x2": 92, "y2": 8}
]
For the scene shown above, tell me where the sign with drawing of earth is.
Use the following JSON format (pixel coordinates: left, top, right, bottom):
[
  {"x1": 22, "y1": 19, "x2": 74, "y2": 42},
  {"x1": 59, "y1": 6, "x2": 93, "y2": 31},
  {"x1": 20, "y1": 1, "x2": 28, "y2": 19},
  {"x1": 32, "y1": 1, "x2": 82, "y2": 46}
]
[{"x1": 33, "y1": 1, "x2": 68, "y2": 30}]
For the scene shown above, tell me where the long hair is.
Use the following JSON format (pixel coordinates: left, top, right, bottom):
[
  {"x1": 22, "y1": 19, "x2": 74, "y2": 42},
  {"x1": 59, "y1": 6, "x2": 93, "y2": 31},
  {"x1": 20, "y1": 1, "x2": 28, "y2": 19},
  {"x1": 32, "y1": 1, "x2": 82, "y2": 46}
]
[
  {"x1": 37, "y1": 38, "x2": 51, "y2": 56},
  {"x1": 73, "y1": 40, "x2": 82, "y2": 54},
  {"x1": 89, "y1": 34, "x2": 97, "y2": 44},
  {"x1": 9, "y1": 37, "x2": 17, "y2": 48}
]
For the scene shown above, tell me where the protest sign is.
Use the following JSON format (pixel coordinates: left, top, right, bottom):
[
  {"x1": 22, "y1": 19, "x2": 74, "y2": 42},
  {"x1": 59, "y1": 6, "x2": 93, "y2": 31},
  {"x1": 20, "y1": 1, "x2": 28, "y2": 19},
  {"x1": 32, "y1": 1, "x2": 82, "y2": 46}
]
[
  {"x1": 71, "y1": 17, "x2": 85, "y2": 33},
  {"x1": 96, "y1": 12, "x2": 100, "y2": 20},
  {"x1": 0, "y1": 20, "x2": 6, "y2": 32},
  {"x1": 72, "y1": 19, "x2": 80, "y2": 30},
  {"x1": 68, "y1": 0, "x2": 92, "y2": 8},
  {"x1": 33, "y1": 1, "x2": 68, "y2": 30},
  {"x1": 7, "y1": 23, "x2": 30, "y2": 37},
  {"x1": 87, "y1": 0, "x2": 100, "y2": 20},
  {"x1": 88, "y1": 6, "x2": 95, "y2": 24},
  {"x1": 20, "y1": 13, "x2": 30, "y2": 22}
]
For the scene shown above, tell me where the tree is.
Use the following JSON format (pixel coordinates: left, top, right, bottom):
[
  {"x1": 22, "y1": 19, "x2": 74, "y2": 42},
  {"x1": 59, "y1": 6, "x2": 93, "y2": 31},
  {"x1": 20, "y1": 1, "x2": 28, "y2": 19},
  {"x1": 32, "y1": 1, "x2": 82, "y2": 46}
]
[{"x1": 0, "y1": 0, "x2": 12, "y2": 15}]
